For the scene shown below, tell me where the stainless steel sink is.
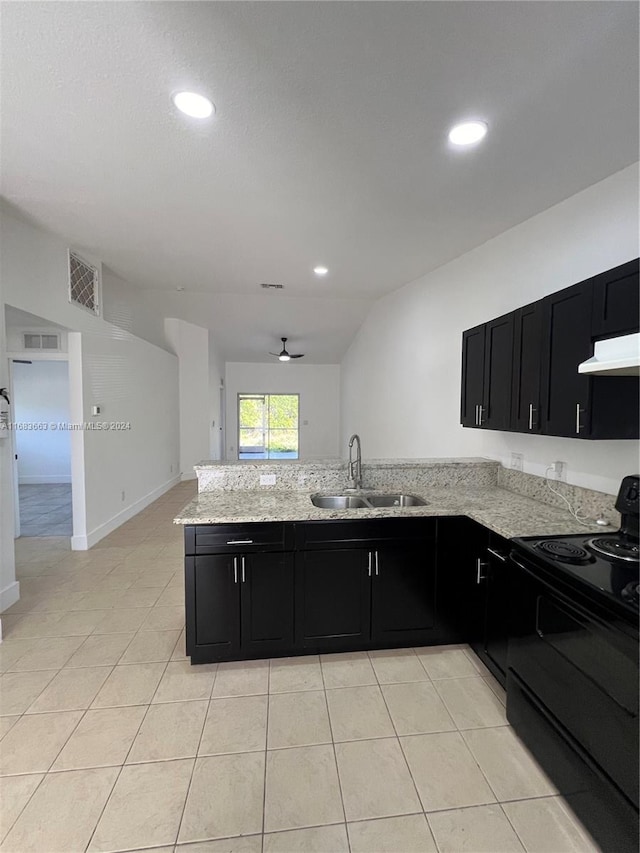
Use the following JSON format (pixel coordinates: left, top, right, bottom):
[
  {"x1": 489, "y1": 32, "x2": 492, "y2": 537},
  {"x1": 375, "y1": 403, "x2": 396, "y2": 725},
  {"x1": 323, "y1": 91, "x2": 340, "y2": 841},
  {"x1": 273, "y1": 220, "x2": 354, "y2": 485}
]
[
  {"x1": 365, "y1": 494, "x2": 427, "y2": 507},
  {"x1": 310, "y1": 494, "x2": 371, "y2": 509},
  {"x1": 310, "y1": 492, "x2": 428, "y2": 509}
]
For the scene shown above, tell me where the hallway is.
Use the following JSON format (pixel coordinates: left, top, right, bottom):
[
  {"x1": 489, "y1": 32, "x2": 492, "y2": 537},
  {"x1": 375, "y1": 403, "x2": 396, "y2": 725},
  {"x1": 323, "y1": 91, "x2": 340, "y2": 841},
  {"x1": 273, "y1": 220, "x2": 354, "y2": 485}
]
[{"x1": 18, "y1": 484, "x2": 72, "y2": 537}]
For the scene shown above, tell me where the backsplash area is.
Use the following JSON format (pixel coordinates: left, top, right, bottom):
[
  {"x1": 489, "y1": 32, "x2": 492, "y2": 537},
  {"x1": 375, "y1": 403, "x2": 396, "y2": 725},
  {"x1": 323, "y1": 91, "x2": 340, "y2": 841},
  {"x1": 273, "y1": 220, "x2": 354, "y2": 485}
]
[
  {"x1": 195, "y1": 458, "x2": 499, "y2": 493},
  {"x1": 498, "y1": 468, "x2": 620, "y2": 528}
]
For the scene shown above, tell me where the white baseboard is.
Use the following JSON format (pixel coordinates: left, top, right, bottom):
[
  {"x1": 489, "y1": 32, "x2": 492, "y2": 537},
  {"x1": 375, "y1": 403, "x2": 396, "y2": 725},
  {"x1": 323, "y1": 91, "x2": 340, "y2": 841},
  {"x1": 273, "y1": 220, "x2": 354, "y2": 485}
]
[
  {"x1": 0, "y1": 581, "x2": 20, "y2": 615},
  {"x1": 72, "y1": 475, "x2": 181, "y2": 550},
  {"x1": 19, "y1": 475, "x2": 72, "y2": 485}
]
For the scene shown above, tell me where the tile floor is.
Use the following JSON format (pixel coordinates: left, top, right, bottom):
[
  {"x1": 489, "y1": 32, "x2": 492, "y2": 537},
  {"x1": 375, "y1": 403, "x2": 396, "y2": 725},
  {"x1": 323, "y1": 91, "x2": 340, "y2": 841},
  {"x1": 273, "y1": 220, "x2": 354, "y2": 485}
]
[
  {"x1": 18, "y1": 483, "x2": 73, "y2": 537},
  {"x1": 0, "y1": 482, "x2": 600, "y2": 853}
]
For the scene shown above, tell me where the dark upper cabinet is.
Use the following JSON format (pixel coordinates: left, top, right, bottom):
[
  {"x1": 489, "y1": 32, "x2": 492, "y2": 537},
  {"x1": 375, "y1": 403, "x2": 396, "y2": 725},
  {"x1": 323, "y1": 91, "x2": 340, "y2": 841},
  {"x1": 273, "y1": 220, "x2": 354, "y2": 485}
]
[
  {"x1": 295, "y1": 549, "x2": 371, "y2": 651},
  {"x1": 482, "y1": 313, "x2": 514, "y2": 430},
  {"x1": 371, "y1": 542, "x2": 437, "y2": 646},
  {"x1": 461, "y1": 259, "x2": 639, "y2": 440},
  {"x1": 240, "y1": 552, "x2": 294, "y2": 656},
  {"x1": 511, "y1": 302, "x2": 543, "y2": 433},
  {"x1": 460, "y1": 324, "x2": 485, "y2": 427},
  {"x1": 540, "y1": 281, "x2": 593, "y2": 438},
  {"x1": 592, "y1": 259, "x2": 639, "y2": 338}
]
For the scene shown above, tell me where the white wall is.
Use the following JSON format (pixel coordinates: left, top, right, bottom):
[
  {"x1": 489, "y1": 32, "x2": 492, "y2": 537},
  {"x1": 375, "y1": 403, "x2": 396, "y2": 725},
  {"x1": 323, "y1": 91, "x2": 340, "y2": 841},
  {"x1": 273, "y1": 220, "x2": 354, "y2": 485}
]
[
  {"x1": 1, "y1": 205, "x2": 180, "y2": 549},
  {"x1": 341, "y1": 164, "x2": 640, "y2": 496},
  {"x1": 13, "y1": 360, "x2": 71, "y2": 484},
  {"x1": 225, "y1": 362, "x2": 341, "y2": 459},
  {"x1": 77, "y1": 330, "x2": 179, "y2": 546},
  {"x1": 165, "y1": 318, "x2": 211, "y2": 479},
  {"x1": 0, "y1": 292, "x2": 19, "y2": 616},
  {"x1": 209, "y1": 331, "x2": 224, "y2": 460}
]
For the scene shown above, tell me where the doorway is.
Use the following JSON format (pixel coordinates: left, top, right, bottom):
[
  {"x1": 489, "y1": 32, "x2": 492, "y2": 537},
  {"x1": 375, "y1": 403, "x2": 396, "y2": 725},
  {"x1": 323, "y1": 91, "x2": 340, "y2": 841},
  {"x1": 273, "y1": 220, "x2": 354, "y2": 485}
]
[{"x1": 12, "y1": 359, "x2": 72, "y2": 536}]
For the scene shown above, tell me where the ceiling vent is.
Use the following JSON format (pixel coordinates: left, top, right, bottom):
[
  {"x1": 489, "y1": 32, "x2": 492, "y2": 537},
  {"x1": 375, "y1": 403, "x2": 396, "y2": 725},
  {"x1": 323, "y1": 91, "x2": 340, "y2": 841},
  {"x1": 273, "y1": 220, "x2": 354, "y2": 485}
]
[
  {"x1": 260, "y1": 283, "x2": 284, "y2": 290},
  {"x1": 68, "y1": 251, "x2": 100, "y2": 315},
  {"x1": 24, "y1": 333, "x2": 60, "y2": 351}
]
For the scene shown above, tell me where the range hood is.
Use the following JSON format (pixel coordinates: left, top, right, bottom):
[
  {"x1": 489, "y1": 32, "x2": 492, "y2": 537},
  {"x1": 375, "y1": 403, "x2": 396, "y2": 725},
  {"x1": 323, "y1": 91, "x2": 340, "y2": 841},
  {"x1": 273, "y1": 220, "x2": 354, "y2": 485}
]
[{"x1": 578, "y1": 332, "x2": 640, "y2": 376}]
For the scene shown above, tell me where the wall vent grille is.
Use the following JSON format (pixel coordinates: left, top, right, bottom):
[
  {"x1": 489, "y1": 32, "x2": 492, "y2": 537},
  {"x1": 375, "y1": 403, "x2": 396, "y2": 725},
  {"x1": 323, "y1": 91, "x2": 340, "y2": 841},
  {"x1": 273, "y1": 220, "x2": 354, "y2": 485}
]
[
  {"x1": 23, "y1": 333, "x2": 60, "y2": 350},
  {"x1": 68, "y1": 251, "x2": 100, "y2": 315}
]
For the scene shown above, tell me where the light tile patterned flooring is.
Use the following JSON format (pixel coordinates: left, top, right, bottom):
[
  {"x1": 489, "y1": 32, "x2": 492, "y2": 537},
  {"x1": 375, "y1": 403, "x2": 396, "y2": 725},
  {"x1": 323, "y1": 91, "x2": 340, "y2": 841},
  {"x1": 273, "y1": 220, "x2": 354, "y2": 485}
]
[
  {"x1": 18, "y1": 483, "x2": 73, "y2": 537},
  {"x1": 0, "y1": 482, "x2": 600, "y2": 853}
]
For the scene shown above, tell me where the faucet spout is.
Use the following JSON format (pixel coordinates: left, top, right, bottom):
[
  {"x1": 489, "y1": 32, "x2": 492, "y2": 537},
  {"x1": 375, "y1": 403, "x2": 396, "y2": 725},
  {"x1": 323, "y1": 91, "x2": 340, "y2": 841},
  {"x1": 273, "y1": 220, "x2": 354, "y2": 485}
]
[{"x1": 347, "y1": 433, "x2": 362, "y2": 490}]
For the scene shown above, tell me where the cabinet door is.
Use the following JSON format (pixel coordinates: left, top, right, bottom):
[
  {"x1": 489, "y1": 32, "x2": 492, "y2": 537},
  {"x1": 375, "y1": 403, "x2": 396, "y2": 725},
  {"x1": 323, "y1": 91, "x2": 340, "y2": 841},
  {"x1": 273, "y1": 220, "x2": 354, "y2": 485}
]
[
  {"x1": 511, "y1": 302, "x2": 543, "y2": 433},
  {"x1": 541, "y1": 282, "x2": 593, "y2": 437},
  {"x1": 461, "y1": 325, "x2": 486, "y2": 427},
  {"x1": 482, "y1": 313, "x2": 514, "y2": 430},
  {"x1": 240, "y1": 552, "x2": 294, "y2": 656},
  {"x1": 191, "y1": 554, "x2": 241, "y2": 659},
  {"x1": 295, "y1": 549, "x2": 371, "y2": 651},
  {"x1": 371, "y1": 543, "x2": 437, "y2": 646},
  {"x1": 592, "y1": 259, "x2": 639, "y2": 338},
  {"x1": 482, "y1": 540, "x2": 511, "y2": 680}
]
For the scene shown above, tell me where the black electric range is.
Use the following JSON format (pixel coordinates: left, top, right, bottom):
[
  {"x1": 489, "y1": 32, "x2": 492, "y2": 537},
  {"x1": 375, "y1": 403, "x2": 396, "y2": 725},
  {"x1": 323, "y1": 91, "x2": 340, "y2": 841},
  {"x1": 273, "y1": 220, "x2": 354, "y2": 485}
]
[{"x1": 512, "y1": 474, "x2": 639, "y2": 619}]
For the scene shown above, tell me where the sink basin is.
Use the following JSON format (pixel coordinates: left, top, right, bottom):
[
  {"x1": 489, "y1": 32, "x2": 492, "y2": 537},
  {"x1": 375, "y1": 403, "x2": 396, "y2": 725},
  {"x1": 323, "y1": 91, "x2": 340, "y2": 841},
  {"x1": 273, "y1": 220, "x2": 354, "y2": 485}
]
[
  {"x1": 365, "y1": 494, "x2": 427, "y2": 507},
  {"x1": 310, "y1": 494, "x2": 371, "y2": 509},
  {"x1": 310, "y1": 492, "x2": 428, "y2": 509}
]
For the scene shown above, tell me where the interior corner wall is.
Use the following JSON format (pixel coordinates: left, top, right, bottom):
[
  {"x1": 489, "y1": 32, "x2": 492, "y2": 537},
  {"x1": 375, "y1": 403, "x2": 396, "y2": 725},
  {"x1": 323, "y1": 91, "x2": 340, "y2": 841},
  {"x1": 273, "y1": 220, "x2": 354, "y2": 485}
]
[
  {"x1": 165, "y1": 318, "x2": 211, "y2": 478},
  {"x1": 225, "y1": 362, "x2": 341, "y2": 460},
  {"x1": 208, "y1": 331, "x2": 224, "y2": 460},
  {"x1": 1, "y1": 206, "x2": 180, "y2": 550},
  {"x1": 341, "y1": 163, "x2": 640, "y2": 496},
  {"x1": 13, "y1": 360, "x2": 71, "y2": 484}
]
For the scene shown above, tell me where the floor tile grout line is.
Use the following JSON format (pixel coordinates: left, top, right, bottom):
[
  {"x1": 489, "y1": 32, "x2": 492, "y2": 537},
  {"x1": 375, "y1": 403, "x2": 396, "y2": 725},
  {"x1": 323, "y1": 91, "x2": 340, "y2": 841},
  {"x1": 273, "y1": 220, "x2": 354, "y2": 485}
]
[
  {"x1": 172, "y1": 689, "x2": 211, "y2": 847},
  {"x1": 318, "y1": 658, "x2": 350, "y2": 853},
  {"x1": 83, "y1": 652, "x2": 175, "y2": 852},
  {"x1": 497, "y1": 800, "x2": 530, "y2": 852}
]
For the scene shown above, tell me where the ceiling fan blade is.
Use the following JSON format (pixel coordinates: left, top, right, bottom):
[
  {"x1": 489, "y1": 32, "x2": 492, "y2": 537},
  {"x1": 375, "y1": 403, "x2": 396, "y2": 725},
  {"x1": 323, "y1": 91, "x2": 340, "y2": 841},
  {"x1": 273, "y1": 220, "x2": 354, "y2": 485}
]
[
  {"x1": 290, "y1": 353, "x2": 305, "y2": 358},
  {"x1": 268, "y1": 352, "x2": 280, "y2": 357}
]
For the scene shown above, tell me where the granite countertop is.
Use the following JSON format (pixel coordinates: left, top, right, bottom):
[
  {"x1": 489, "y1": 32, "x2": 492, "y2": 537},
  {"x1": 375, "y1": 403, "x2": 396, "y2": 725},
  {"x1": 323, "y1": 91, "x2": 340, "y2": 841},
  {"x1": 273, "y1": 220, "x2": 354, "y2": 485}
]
[
  {"x1": 174, "y1": 485, "x2": 613, "y2": 540},
  {"x1": 194, "y1": 457, "x2": 497, "y2": 469}
]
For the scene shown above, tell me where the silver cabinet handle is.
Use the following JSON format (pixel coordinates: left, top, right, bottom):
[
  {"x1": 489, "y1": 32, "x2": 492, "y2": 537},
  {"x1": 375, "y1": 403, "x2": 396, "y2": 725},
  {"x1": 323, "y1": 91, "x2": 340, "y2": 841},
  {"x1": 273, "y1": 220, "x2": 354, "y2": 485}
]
[
  {"x1": 241, "y1": 555, "x2": 246, "y2": 583},
  {"x1": 367, "y1": 551, "x2": 372, "y2": 577},
  {"x1": 474, "y1": 404, "x2": 479, "y2": 426},
  {"x1": 528, "y1": 403, "x2": 537, "y2": 430},
  {"x1": 476, "y1": 557, "x2": 487, "y2": 584},
  {"x1": 375, "y1": 551, "x2": 380, "y2": 576},
  {"x1": 227, "y1": 539, "x2": 253, "y2": 545},
  {"x1": 575, "y1": 403, "x2": 584, "y2": 434},
  {"x1": 478, "y1": 405, "x2": 485, "y2": 426},
  {"x1": 233, "y1": 556, "x2": 238, "y2": 584},
  {"x1": 487, "y1": 548, "x2": 507, "y2": 562}
]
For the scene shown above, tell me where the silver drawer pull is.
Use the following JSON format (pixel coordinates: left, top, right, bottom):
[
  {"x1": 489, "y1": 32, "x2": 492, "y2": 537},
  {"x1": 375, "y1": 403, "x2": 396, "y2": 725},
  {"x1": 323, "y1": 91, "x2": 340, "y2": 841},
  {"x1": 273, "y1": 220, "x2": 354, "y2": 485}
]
[
  {"x1": 227, "y1": 539, "x2": 253, "y2": 545},
  {"x1": 367, "y1": 551, "x2": 372, "y2": 577},
  {"x1": 241, "y1": 555, "x2": 246, "y2": 583},
  {"x1": 476, "y1": 557, "x2": 487, "y2": 584},
  {"x1": 375, "y1": 550, "x2": 380, "y2": 576},
  {"x1": 233, "y1": 556, "x2": 238, "y2": 584}
]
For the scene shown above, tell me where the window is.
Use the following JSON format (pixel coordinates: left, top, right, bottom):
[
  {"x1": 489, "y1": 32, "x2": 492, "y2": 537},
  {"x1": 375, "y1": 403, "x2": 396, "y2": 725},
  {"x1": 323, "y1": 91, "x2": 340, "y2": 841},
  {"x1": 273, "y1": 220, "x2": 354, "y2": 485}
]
[{"x1": 238, "y1": 394, "x2": 299, "y2": 459}]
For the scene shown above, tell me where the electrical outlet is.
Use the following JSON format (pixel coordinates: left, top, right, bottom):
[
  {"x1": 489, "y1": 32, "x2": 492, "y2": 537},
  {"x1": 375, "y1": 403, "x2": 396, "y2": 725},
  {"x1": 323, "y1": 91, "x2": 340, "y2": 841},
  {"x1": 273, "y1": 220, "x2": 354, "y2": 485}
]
[
  {"x1": 260, "y1": 474, "x2": 276, "y2": 486},
  {"x1": 552, "y1": 461, "x2": 567, "y2": 481},
  {"x1": 510, "y1": 452, "x2": 524, "y2": 472}
]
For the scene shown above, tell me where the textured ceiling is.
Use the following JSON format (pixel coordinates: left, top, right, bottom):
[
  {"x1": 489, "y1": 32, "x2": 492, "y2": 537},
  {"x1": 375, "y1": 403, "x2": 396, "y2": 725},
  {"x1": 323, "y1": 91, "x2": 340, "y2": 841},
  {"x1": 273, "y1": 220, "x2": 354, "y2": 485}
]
[{"x1": 1, "y1": 1, "x2": 638, "y2": 360}]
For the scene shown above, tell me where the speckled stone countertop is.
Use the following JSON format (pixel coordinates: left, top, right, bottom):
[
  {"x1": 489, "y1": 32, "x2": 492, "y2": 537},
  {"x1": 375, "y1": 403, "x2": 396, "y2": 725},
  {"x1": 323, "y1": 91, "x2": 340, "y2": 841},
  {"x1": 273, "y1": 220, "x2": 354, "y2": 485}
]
[{"x1": 174, "y1": 485, "x2": 613, "y2": 540}]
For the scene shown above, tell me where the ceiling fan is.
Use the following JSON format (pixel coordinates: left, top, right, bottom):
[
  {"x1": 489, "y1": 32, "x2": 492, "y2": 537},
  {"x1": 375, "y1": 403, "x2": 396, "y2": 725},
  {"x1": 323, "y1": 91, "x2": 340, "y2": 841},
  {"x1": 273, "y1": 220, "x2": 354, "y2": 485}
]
[{"x1": 269, "y1": 337, "x2": 305, "y2": 362}]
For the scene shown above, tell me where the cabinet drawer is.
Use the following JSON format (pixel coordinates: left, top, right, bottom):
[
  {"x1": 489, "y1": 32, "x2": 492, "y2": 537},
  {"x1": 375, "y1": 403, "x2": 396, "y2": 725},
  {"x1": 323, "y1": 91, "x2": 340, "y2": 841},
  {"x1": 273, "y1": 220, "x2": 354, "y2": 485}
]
[
  {"x1": 185, "y1": 523, "x2": 291, "y2": 555},
  {"x1": 295, "y1": 517, "x2": 435, "y2": 550}
]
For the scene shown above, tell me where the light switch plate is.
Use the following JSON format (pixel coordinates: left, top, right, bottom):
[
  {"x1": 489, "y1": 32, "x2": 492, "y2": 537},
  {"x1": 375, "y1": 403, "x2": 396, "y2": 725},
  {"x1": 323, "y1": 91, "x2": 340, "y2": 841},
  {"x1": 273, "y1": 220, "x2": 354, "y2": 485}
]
[
  {"x1": 510, "y1": 452, "x2": 524, "y2": 471},
  {"x1": 260, "y1": 474, "x2": 276, "y2": 486}
]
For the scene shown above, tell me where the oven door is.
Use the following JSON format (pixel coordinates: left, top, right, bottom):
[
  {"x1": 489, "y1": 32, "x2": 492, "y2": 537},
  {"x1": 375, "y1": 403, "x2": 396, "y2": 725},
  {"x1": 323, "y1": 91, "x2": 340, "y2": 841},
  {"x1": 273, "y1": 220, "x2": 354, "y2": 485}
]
[{"x1": 507, "y1": 551, "x2": 638, "y2": 809}]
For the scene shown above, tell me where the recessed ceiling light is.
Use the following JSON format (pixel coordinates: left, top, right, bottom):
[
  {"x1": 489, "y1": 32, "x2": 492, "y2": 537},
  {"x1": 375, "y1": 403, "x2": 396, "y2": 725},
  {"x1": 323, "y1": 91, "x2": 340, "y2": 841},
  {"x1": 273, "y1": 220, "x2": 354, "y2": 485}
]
[
  {"x1": 448, "y1": 121, "x2": 488, "y2": 146},
  {"x1": 172, "y1": 91, "x2": 215, "y2": 119},
  {"x1": 313, "y1": 266, "x2": 329, "y2": 276}
]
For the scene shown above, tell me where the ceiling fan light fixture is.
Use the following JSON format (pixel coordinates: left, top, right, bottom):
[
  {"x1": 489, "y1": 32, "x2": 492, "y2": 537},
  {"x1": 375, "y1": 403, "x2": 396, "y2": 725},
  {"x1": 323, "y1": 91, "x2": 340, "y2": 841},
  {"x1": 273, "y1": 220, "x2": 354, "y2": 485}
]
[
  {"x1": 313, "y1": 266, "x2": 329, "y2": 276},
  {"x1": 278, "y1": 353, "x2": 291, "y2": 362}
]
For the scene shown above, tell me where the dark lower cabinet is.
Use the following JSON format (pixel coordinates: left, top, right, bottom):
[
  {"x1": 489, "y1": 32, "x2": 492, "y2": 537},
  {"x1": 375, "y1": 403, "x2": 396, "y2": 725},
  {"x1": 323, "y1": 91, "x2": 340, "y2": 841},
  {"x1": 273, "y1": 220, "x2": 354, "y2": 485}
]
[
  {"x1": 371, "y1": 543, "x2": 437, "y2": 646},
  {"x1": 479, "y1": 538, "x2": 511, "y2": 681},
  {"x1": 295, "y1": 549, "x2": 371, "y2": 651},
  {"x1": 240, "y1": 552, "x2": 294, "y2": 657},
  {"x1": 186, "y1": 550, "x2": 294, "y2": 663}
]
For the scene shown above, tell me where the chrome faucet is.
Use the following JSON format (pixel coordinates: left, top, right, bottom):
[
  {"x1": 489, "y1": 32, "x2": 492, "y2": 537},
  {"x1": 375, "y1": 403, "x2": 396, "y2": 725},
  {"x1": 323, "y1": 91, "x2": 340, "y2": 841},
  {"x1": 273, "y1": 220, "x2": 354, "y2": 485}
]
[{"x1": 348, "y1": 434, "x2": 362, "y2": 490}]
